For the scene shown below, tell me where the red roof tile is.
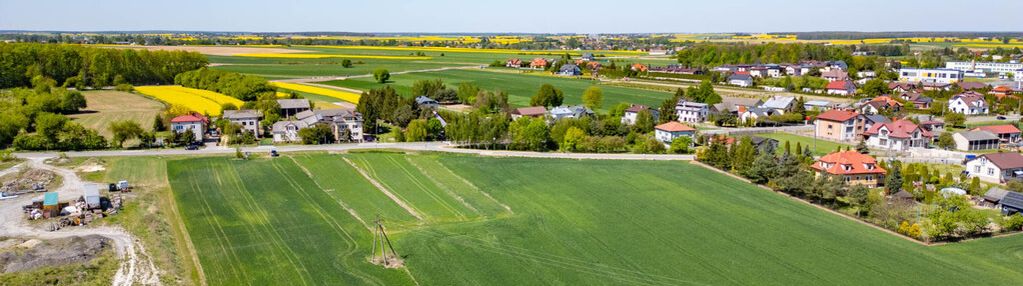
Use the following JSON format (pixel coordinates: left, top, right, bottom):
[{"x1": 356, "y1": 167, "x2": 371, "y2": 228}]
[
  {"x1": 974, "y1": 124, "x2": 1022, "y2": 135},
  {"x1": 812, "y1": 151, "x2": 887, "y2": 175},
  {"x1": 863, "y1": 119, "x2": 932, "y2": 139},
  {"x1": 171, "y1": 114, "x2": 206, "y2": 123},
  {"x1": 655, "y1": 121, "x2": 696, "y2": 132},
  {"x1": 816, "y1": 109, "x2": 859, "y2": 122}
]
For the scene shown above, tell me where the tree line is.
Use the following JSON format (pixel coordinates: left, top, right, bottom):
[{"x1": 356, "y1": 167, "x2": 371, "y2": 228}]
[
  {"x1": 1, "y1": 81, "x2": 103, "y2": 150},
  {"x1": 0, "y1": 43, "x2": 207, "y2": 89},
  {"x1": 173, "y1": 68, "x2": 274, "y2": 101},
  {"x1": 675, "y1": 43, "x2": 852, "y2": 68}
]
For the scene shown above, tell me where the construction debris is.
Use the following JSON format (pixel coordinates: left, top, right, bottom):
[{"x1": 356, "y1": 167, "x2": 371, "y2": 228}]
[
  {"x1": 0, "y1": 235, "x2": 113, "y2": 274},
  {"x1": 0, "y1": 168, "x2": 56, "y2": 196}
]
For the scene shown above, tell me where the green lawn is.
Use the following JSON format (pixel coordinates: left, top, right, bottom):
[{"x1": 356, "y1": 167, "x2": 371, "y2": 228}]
[
  {"x1": 166, "y1": 152, "x2": 1023, "y2": 285},
  {"x1": 318, "y1": 69, "x2": 673, "y2": 109},
  {"x1": 756, "y1": 132, "x2": 853, "y2": 156}
]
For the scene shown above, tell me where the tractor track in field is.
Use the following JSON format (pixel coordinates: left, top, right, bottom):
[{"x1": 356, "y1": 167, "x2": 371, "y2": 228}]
[{"x1": 344, "y1": 157, "x2": 425, "y2": 221}]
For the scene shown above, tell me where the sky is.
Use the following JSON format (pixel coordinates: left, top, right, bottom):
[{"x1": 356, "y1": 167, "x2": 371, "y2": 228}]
[{"x1": 1, "y1": 0, "x2": 1021, "y2": 33}]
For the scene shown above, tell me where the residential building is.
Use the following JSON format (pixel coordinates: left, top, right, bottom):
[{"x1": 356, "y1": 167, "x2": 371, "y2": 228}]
[
  {"x1": 897, "y1": 92, "x2": 932, "y2": 109},
  {"x1": 861, "y1": 114, "x2": 890, "y2": 132},
  {"x1": 862, "y1": 119, "x2": 932, "y2": 151},
  {"x1": 759, "y1": 96, "x2": 795, "y2": 113},
  {"x1": 953, "y1": 130, "x2": 1000, "y2": 151},
  {"x1": 170, "y1": 114, "x2": 206, "y2": 142},
  {"x1": 654, "y1": 121, "x2": 696, "y2": 145},
  {"x1": 811, "y1": 151, "x2": 886, "y2": 187},
  {"x1": 675, "y1": 100, "x2": 708, "y2": 123},
  {"x1": 990, "y1": 85, "x2": 1014, "y2": 98},
  {"x1": 630, "y1": 63, "x2": 648, "y2": 72},
  {"x1": 558, "y1": 64, "x2": 582, "y2": 76},
  {"x1": 888, "y1": 82, "x2": 919, "y2": 93},
  {"x1": 510, "y1": 106, "x2": 547, "y2": 120},
  {"x1": 222, "y1": 109, "x2": 263, "y2": 137},
  {"x1": 727, "y1": 73, "x2": 753, "y2": 87},
  {"x1": 966, "y1": 152, "x2": 1023, "y2": 183},
  {"x1": 821, "y1": 70, "x2": 849, "y2": 82},
  {"x1": 506, "y1": 58, "x2": 522, "y2": 68},
  {"x1": 947, "y1": 92, "x2": 989, "y2": 115},
  {"x1": 860, "y1": 96, "x2": 902, "y2": 115},
  {"x1": 804, "y1": 100, "x2": 834, "y2": 111},
  {"x1": 921, "y1": 82, "x2": 953, "y2": 91},
  {"x1": 945, "y1": 61, "x2": 1023, "y2": 73},
  {"x1": 271, "y1": 120, "x2": 308, "y2": 143},
  {"x1": 295, "y1": 108, "x2": 364, "y2": 142},
  {"x1": 277, "y1": 99, "x2": 311, "y2": 118},
  {"x1": 549, "y1": 105, "x2": 593, "y2": 120},
  {"x1": 898, "y1": 68, "x2": 964, "y2": 84},
  {"x1": 814, "y1": 109, "x2": 863, "y2": 141},
  {"x1": 415, "y1": 96, "x2": 440, "y2": 109},
  {"x1": 919, "y1": 119, "x2": 945, "y2": 133},
  {"x1": 529, "y1": 58, "x2": 548, "y2": 69},
  {"x1": 621, "y1": 104, "x2": 658, "y2": 125},
  {"x1": 973, "y1": 125, "x2": 1022, "y2": 143},
  {"x1": 825, "y1": 80, "x2": 856, "y2": 96},
  {"x1": 711, "y1": 97, "x2": 763, "y2": 116},
  {"x1": 739, "y1": 107, "x2": 782, "y2": 125}
]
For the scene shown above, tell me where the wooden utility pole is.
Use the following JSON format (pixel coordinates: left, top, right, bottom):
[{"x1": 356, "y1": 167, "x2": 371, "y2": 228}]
[{"x1": 371, "y1": 216, "x2": 401, "y2": 267}]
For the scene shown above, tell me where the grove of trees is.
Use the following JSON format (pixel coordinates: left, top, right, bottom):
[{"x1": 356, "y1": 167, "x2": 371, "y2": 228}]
[{"x1": 0, "y1": 43, "x2": 207, "y2": 89}]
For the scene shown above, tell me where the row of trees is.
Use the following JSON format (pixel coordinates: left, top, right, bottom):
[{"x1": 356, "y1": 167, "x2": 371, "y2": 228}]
[
  {"x1": 0, "y1": 43, "x2": 207, "y2": 89},
  {"x1": 174, "y1": 68, "x2": 275, "y2": 101},
  {"x1": 0, "y1": 78, "x2": 91, "y2": 149},
  {"x1": 675, "y1": 43, "x2": 852, "y2": 68}
]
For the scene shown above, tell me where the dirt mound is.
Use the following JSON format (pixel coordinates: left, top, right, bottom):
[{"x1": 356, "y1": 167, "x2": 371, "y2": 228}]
[
  {"x1": 0, "y1": 168, "x2": 56, "y2": 193},
  {"x1": 0, "y1": 235, "x2": 112, "y2": 273},
  {"x1": 75, "y1": 158, "x2": 106, "y2": 173}
]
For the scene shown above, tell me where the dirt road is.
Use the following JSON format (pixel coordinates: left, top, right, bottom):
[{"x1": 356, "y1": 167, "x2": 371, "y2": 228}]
[{"x1": 0, "y1": 158, "x2": 160, "y2": 285}]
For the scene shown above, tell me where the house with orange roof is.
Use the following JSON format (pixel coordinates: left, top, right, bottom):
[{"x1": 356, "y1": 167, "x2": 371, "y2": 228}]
[
  {"x1": 630, "y1": 63, "x2": 648, "y2": 72},
  {"x1": 654, "y1": 121, "x2": 696, "y2": 146},
  {"x1": 862, "y1": 119, "x2": 933, "y2": 151},
  {"x1": 505, "y1": 58, "x2": 523, "y2": 68},
  {"x1": 529, "y1": 58, "x2": 548, "y2": 69},
  {"x1": 990, "y1": 85, "x2": 1015, "y2": 99},
  {"x1": 814, "y1": 109, "x2": 863, "y2": 141},
  {"x1": 812, "y1": 151, "x2": 886, "y2": 187},
  {"x1": 973, "y1": 124, "x2": 1022, "y2": 143},
  {"x1": 860, "y1": 96, "x2": 903, "y2": 115}
]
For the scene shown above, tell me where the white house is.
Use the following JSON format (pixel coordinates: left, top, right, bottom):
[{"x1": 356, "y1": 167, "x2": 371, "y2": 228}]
[
  {"x1": 223, "y1": 109, "x2": 263, "y2": 138},
  {"x1": 825, "y1": 80, "x2": 856, "y2": 96},
  {"x1": 862, "y1": 119, "x2": 932, "y2": 152},
  {"x1": 727, "y1": 74, "x2": 753, "y2": 87},
  {"x1": 271, "y1": 120, "x2": 308, "y2": 143},
  {"x1": 654, "y1": 121, "x2": 696, "y2": 146},
  {"x1": 621, "y1": 104, "x2": 659, "y2": 125},
  {"x1": 898, "y1": 68, "x2": 964, "y2": 84},
  {"x1": 675, "y1": 100, "x2": 709, "y2": 123},
  {"x1": 759, "y1": 96, "x2": 795, "y2": 113},
  {"x1": 966, "y1": 152, "x2": 1023, "y2": 183},
  {"x1": 169, "y1": 114, "x2": 206, "y2": 142},
  {"x1": 947, "y1": 92, "x2": 988, "y2": 115},
  {"x1": 296, "y1": 108, "x2": 365, "y2": 142}
]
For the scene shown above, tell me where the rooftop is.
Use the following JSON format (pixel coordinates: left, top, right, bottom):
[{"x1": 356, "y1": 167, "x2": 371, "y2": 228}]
[
  {"x1": 978, "y1": 152, "x2": 1023, "y2": 170},
  {"x1": 812, "y1": 151, "x2": 887, "y2": 175},
  {"x1": 973, "y1": 124, "x2": 1021, "y2": 135},
  {"x1": 816, "y1": 109, "x2": 859, "y2": 122},
  {"x1": 655, "y1": 121, "x2": 696, "y2": 132}
]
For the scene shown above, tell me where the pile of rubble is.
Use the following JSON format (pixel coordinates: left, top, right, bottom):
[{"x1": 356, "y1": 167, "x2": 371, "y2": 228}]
[
  {"x1": 31, "y1": 194, "x2": 125, "y2": 231},
  {"x1": 0, "y1": 169, "x2": 55, "y2": 195}
]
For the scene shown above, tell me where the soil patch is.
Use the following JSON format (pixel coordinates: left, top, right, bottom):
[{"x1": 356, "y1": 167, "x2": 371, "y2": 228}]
[{"x1": 0, "y1": 235, "x2": 113, "y2": 273}]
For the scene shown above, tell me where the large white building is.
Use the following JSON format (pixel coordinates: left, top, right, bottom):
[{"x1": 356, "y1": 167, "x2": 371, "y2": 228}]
[
  {"x1": 945, "y1": 61, "x2": 1023, "y2": 74},
  {"x1": 898, "y1": 68, "x2": 964, "y2": 84},
  {"x1": 675, "y1": 100, "x2": 709, "y2": 123}
]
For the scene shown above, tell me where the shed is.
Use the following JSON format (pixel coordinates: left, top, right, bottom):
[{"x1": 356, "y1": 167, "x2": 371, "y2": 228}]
[
  {"x1": 891, "y1": 190, "x2": 916, "y2": 202},
  {"x1": 84, "y1": 185, "x2": 101, "y2": 209},
  {"x1": 983, "y1": 187, "x2": 1010, "y2": 207},
  {"x1": 1001, "y1": 191, "x2": 1023, "y2": 215}
]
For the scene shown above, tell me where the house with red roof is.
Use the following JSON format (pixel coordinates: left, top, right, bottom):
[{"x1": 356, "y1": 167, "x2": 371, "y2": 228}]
[
  {"x1": 505, "y1": 58, "x2": 523, "y2": 68},
  {"x1": 812, "y1": 151, "x2": 886, "y2": 187},
  {"x1": 990, "y1": 85, "x2": 1015, "y2": 99},
  {"x1": 973, "y1": 124, "x2": 1022, "y2": 143},
  {"x1": 170, "y1": 114, "x2": 208, "y2": 142},
  {"x1": 530, "y1": 58, "x2": 549, "y2": 69},
  {"x1": 825, "y1": 80, "x2": 856, "y2": 96},
  {"x1": 510, "y1": 106, "x2": 547, "y2": 120},
  {"x1": 814, "y1": 109, "x2": 863, "y2": 141},
  {"x1": 860, "y1": 96, "x2": 903, "y2": 115},
  {"x1": 888, "y1": 82, "x2": 919, "y2": 93},
  {"x1": 862, "y1": 119, "x2": 933, "y2": 152},
  {"x1": 654, "y1": 121, "x2": 696, "y2": 146}
]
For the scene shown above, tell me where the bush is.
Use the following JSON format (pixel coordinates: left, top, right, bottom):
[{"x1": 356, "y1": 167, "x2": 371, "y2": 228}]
[
  {"x1": 114, "y1": 83, "x2": 134, "y2": 92},
  {"x1": 373, "y1": 69, "x2": 390, "y2": 83},
  {"x1": 1004, "y1": 214, "x2": 1023, "y2": 232}
]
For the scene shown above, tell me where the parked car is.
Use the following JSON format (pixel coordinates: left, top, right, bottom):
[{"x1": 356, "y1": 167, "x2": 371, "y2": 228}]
[
  {"x1": 185, "y1": 144, "x2": 200, "y2": 150},
  {"x1": 997, "y1": 115, "x2": 1007, "y2": 120}
]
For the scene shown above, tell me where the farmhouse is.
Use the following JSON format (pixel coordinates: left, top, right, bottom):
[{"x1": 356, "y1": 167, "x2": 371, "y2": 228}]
[
  {"x1": 947, "y1": 92, "x2": 989, "y2": 115},
  {"x1": 972, "y1": 124, "x2": 1021, "y2": 143},
  {"x1": 811, "y1": 151, "x2": 886, "y2": 187},
  {"x1": 271, "y1": 120, "x2": 308, "y2": 143},
  {"x1": 170, "y1": 114, "x2": 207, "y2": 142},
  {"x1": 621, "y1": 104, "x2": 658, "y2": 125},
  {"x1": 814, "y1": 109, "x2": 863, "y2": 141},
  {"x1": 953, "y1": 130, "x2": 1000, "y2": 151},
  {"x1": 821, "y1": 70, "x2": 849, "y2": 82},
  {"x1": 294, "y1": 108, "x2": 364, "y2": 142},
  {"x1": 825, "y1": 80, "x2": 856, "y2": 96},
  {"x1": 862, "y1": 119, "x2": 932, "y2": 151},
  {"x1": 510, "y1": 106, "x2": 547, "y2": 120},
  {"x1": 675, "y1": 100, "x2": 709, "y2": 123},
  {"x1": 506, "y1": 58, "x2": 522, "y2": 68},
  {"x1": 727, "y1": 73, "x2": 754, "y2": 87},
  {"x1": 966, "y1": 152, "x2": 1023, "y2": 183},
  {"x1": 277, "y1": 99, "x2": 311, "y2": 118},
  {"x1": 223, "y1": 109, "x2": 263, "y2": 137},
  {"x1": 558, "y1": 64, "x2": 582, "y2": 76},
  {"x1": 654, "y1": 121, "x2": 696, "y2": 146},
  {"x1": 529, "y1": 58, "x2": 548, "y2": 69}
]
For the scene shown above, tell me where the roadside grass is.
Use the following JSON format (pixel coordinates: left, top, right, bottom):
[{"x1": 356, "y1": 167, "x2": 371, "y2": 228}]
[
  {"x1": 755, "y1": 132, "x2": 853, "y2": 156},
  {"x1": 165, "y1": 152, "x2": 1023, "y2": 285},
  {"x1": 68, "y1": 91, "x2": 165, "y2": 138}
]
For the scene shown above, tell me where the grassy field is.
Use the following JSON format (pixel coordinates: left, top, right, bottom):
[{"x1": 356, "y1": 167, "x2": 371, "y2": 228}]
[
  {"x1": 757, "y1": 132, "x2": 853, "y2": 156},
  {"x1": 165, "y1": 152, "x2": 1023, "y2": 285},
  {"x1": 68, "y1": 91, "x2": 165, "y2": 138},
  {"x1": 318, "y1": 69, "x2": 673, "y2": 109}
]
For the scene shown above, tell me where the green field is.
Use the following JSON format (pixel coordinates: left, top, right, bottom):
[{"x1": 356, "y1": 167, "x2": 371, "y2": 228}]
[
  {"x1": 318, "y1": 69, "x2": 673, "y2": 109},
  {"x1": 757, "y1": 132, "x2": 853, "y2": 156},
  {"x1": 167, "y1": 152, "x2": 1023, "y2": 285},
  {"x1": 68, "y1": 91, "x2": 165, "y2": 138}
]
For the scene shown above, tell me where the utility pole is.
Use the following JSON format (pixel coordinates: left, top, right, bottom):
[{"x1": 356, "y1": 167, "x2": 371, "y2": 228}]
[{"x1": 371, "y1": 216, "x2": 401, "y2": 268}]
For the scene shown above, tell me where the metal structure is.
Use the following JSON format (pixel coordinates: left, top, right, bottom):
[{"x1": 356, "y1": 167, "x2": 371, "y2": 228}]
[{"x1": 370, "y1": 216, "x2": 402, "y2": 268}]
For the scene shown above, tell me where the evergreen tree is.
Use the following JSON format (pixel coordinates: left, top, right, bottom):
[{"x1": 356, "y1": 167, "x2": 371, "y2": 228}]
[
  {"x1": 856, "y1": 139, "x2": 869, "y2": 153},
  {"x1": 886, "y1": 161, "x2": 903, "y2": 193},
  {"x1": 743, "y1": 151, "x2": 778, "y2": 184}
]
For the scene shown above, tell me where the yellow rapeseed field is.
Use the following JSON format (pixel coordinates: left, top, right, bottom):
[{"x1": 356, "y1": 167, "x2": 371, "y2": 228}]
[
  {"x1": 234, "y1": 53, "x2": 432, "y2": 60},
  {"x1": 135, "y1": 85, "x2": 243, "y2": 116},
  {"x1": 270, "y1": 82, "x2": 361, "y2": 104}
]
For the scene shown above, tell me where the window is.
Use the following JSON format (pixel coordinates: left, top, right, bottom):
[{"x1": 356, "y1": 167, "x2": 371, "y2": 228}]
[
  {"x1": 988, "y1": 168, "x2": 995, "y2": 176},
  {"x1": 974, "y1": 166, "x2": 981, "y2": 173}
]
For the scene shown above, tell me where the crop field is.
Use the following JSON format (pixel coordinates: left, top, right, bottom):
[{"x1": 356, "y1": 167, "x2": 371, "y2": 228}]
[
  {"x1": 167, "y1": 152, "x2": 1023, "y2": 285},
  {"x1": 319, "y1": 69, "x2": 673, "y2": 109},
  {"x1": 234, "y1": 53, "x2": 433, "y2": 60},
  {"x1": 134, "y1": 85, "x2": 243, "y2": 116},
  {"x1": 270, "y1": 82, "x2": 361, "y2": 104},
  {"x1": 68, "y1": 91, "x2": 165, "y2": 138}
]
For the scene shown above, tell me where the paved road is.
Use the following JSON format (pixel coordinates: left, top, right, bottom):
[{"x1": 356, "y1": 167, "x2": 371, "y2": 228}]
[
  {"x1": 14, "y1": 142, "x2": 694, "y2": 161},
  {"x1": 966, "y1": 114, "x2": 1022, "y2": 123}
]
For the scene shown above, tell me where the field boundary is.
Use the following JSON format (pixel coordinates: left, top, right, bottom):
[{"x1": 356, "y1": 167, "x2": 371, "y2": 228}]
[{"x1": 343, "y1": 157, "x2": 425, "y2": 220}]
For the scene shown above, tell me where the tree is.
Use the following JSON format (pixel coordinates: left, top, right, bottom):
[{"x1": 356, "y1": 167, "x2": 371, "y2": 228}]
[
  {"x1": 936, "y1": 132, "x2": 955, "y2": 149},
  {"x1": 509, "y1": 117, "x2": 549, "y2": 151},
  {"x1": 560, "y1": 127, "x2": 587, "y2": 152},
  {"x1": 633, "y1": 110, "x2": 655, "y2": 133},
  {"x1": 856, "y1": 139, "x2": 869, "y2": 153},
  {"x1": 341, "y1": 59, "x2": 353, "y2": 68},
  {"x1": 456, "y1": 82, "x2": 480, "y2": 104},
  {"x1": 109, "y1": 120, "x2": 144, "y2": 148},
  {"x1": 609, "y1": 102, "x2": 630, "y2": 118},
  {"x1": 944, "y1": 112, "x2": 966, "y2": 128},
  {"x1": 405, "y1": 119, "x2": 429, "y2": 142},
  {"x1": 846, "y1": 185, "x2": 870, "y2": 215},
  {"x1": 669, "y1": 136, "x2": 692, "y2": 154},
  {"x1": 152, "y1": 115, "x2": 166, "y2": 132},
  {"x1": 731, "y1": 137, "x2": 756, "y2": 172},
  {"x1": 581, "y1": 86, "x2": 604, "y2": 110},
  {"x1": 860, "y1": 78, "x2": 890, "y2": 96},
  {"x1": 886, "y1": 161, "x2": 903, "y2": 193},
  {"x1": 530, "y1": 84, "x2": 564, "y2": 108},
  {"x1": 373, "y1": 69, "x2": 390, "y2": 83}
]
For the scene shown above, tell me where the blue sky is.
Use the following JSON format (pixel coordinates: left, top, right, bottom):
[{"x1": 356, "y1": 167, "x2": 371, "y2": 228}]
[{"x1": 1, "y1": 0, "x2": 1021, "y2": 33}]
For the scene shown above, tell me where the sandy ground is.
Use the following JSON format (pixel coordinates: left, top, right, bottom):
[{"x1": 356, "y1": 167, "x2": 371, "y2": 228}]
[
  {"x1": 102, "y1": 45, "x2": 307, "y2": 56},
  {"x1": 0, "y1": 158, "x2": 160, "y2": 285}
]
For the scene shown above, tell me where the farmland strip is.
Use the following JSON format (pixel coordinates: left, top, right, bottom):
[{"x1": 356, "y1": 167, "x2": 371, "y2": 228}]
[
  {"x1": 344, "y1": 157, "x2": 424, "y2": 220},
  {"x1": 404, "y1": 156, "x2": 481, "y2": 215},
  {"x1": 288, "y1": 155, "x2": 372, "y2": 231}
]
